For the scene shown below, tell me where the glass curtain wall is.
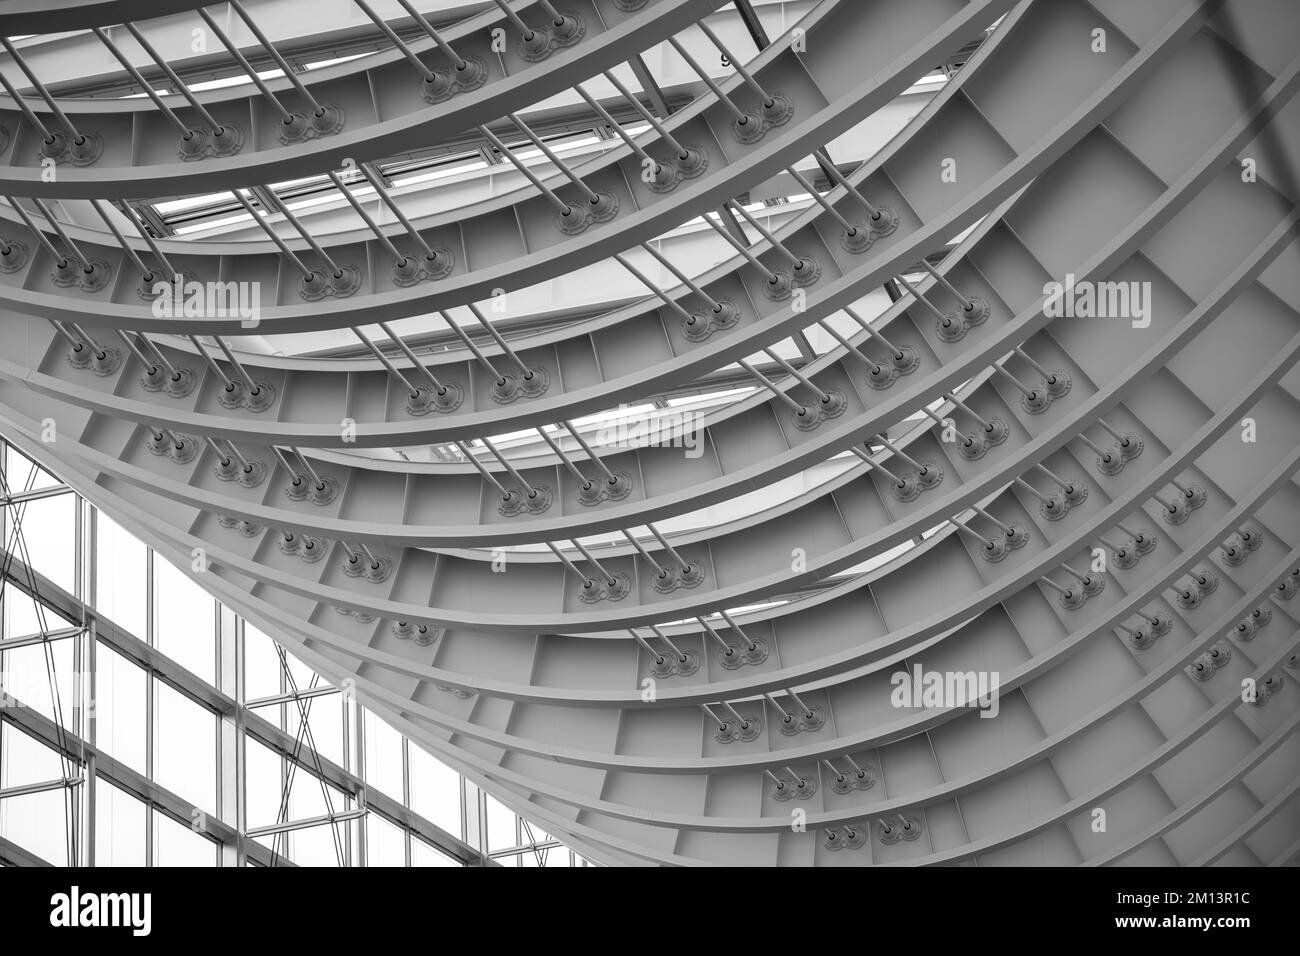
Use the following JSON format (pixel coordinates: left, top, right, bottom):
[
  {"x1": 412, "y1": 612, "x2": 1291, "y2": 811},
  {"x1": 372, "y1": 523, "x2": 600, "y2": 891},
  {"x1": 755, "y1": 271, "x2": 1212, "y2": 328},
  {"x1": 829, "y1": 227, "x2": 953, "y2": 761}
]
[{"x1": 0, "y1": 439, "x2": 587, "y2": 867}]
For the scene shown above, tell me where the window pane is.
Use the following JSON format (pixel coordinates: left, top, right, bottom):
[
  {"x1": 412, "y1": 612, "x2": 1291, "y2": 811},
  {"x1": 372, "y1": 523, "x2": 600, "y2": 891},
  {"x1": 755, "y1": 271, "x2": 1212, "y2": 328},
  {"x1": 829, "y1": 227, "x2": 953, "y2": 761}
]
[
  {"x1": 12, "y1": 493, "x2": 76, "y2": 594},
  {"x1": 1, "y1": 582, "x2": 45, "y2": 640},
  {"x1": 408, "y1": 744, "x2": 461, "y2": 837},
  {"x1": 258, "y1": 819, "x2": 346, "y2": 868},
  {"x1": 365, "y1": 813, "x2": 405, "y2": 866},
  {"x1": 244, "y1": 738, "x2": 285, "y2": 830},
  {"x1": 154, "y1": 681, "x2": 216, "y2": 816},
  {"x1": 242, "y1": 625, "x2": 283, "y2": 701},
  {"x1": 0, "y1": 728, "x2": 71, "y2": 865},
  {"x1": 286, "y1": 691, "x2": 343, "y2": 768},
  {"x1": 154, "y1": 810, "x2": 216, "y2": 866},
  {"x1": 0, "y1": 722, "x2": 65, "y2": 786},
  {"x1": 0, "y1": 789, "x2": 69, "y2": 865},
  {"x1": 94, "y1": 641, "x2": 146, "y2": 774},
  {"x1": 486, "y1": 794, "x2": 517, "y2": 853},
  {"x1": 363, "y1": 710, "x2": 403, "y2": 799},
  {"x1": 0, "y1": 638, "x2": 75, "y2": 729},
  {"x1": 5, "y1": 447, "x2": 61, "y2": 492},
  {"x1": 154, "y1": 557, "x2": 215, "y2": 685},
  {"x1": 411, "y1": 837, "x2": 461, "y2": 867},
  {"x1": 243, "y1": 625, "x2": 311, "y2": 700},
  {"x1": 94, "y1": 513, "x2": 147, "y2": 637},
  {"x1": 94, "y1": 778, "x2": 146, "y2": 866}
]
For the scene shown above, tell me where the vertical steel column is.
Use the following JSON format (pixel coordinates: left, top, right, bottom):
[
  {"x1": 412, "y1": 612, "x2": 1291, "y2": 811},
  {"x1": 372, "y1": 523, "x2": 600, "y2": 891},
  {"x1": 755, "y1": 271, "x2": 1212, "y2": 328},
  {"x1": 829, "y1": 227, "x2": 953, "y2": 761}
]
[{"x1": 217, "y1": 603, "x2": 241, "y2": 866}]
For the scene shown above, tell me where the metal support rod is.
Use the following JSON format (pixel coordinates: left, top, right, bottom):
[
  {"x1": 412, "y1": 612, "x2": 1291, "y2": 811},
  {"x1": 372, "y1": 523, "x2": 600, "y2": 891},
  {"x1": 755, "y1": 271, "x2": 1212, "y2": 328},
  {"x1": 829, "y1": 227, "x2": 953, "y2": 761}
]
[
  {"x1": 1034, "y1": 462, "x2": 1075, "y2": 493},
  {"x1": 666, "y1": 36, "x2": 748, "y2": 123},
  {"x1": 288, "y1": 447, "x2": 326, "y2": 490},
  {"x1": 464, "y1": 303, "x2": 532, "y2": 378},
  {"x1": 819, "y1": 159, "x2": 884, "y2": 221},
  {"x1": 121, "y1": 22, "x2": 225, "y2": 133},
  {"x1": 1014, "y1": 346, "x2": 1056, "y2": 383},
  {"x1": 646, "y1": 523, "x2": 691, "y2": 573},
  {"x1": 763, "y1": 692, "x2": 791, "y2": 719},
  {"x1": 738, "y1": 359, "x2": 807, "y2": 415},
  {"x1": 701, "y1": 212, "x2": 779, "y2": 280},
  {"x1": 375, "y1": 321, "x2": 447, "y2": 393},
  {"x1": 455, "y1": 442, "x2": 509, "y2": 498},
  {"x1": 537, "y1": 428, "x2": 591, "y2": 486},
  {"x1": 728, "y1": 200, "x2": 803, "y2": 268},
  {"x1": 195, "y1": 8, "x2": 294, "y2": 122},
  {"x1": 326, "y1": 171, "x2": 404, "y2": 262},
  {"x1": 357, "y1": 164, "x2": 437, "y2": 258},
  {"x1": 186, "y1": 335, "x2": 235, "y2": 391},
  {"x1": 973, "y1": 506, "x2": 1012, "y2": 535},
  {"x1": 717, "y1": 610, "x2": 757, "y2": 652},
  {"x1": 479, "y1": 126, "x2": 571, "y2": 215},
  {"x1": 0, "y1": 70, "x2": 55, "y2": 142},
  {"x1": 623, "y1": 531, "x2": 666, "y2": 576},
  {"x1": 786, "y1": 166, "x2": 855, "y2": 233},
  {"x1": 952, "y1": 517, "x2": 995, "y2": 550},
  {"x1": 916, "y1": 259, "x2": 972, "y2": 311},
  {"x1": 602, "y1": 69, "x2": 689, "y2": 158},
  {"x1": 92, "y1": 28, "x2": 191, "y2": 135},
  {"x1": 353, "y1": 326, "x2": 419, "y2": 397},
  {"x1": 1097, "y1": 419, "x2": 1136, "y2": 452},
  {"x1": 700, "y1": 703, "x2": 727, "y2": 731},
  {"x1": 0, "y1": 39, "x2": 82, "y2": 139},
  {"x1": 613, "y1": 252, "x2": 695, "y2": 322},
  {"x1": 1077, "y1": 432, "x2": 1112, "y2": 461},
  {"x1": 353, "y1": 0, "x2": 437, "y2": 82},
  {"x1": 480, "y1": 438, "x2": 537, "y2": 496},
  {"x1": 0, "y1": 777, "x2": 82, "y2": 801},
  {"x1": 392, "y1": 0, "x2": 468, "y2": 69},
  {"x1": 232, "y1": 191, "x2": 313, "y2": 278},
  {"x1": 7, "y1": 198, "x2": 82, "y2": 269},
  {"x1": 508, "y1": 113, "x2": 600, "y2": 204},
  {"x1": 696, "y1": 20, "x2": 773, "y2": 104},
  {"x1": 814, "y1": 318, "x2": 874, "y2": 367},
  {"x1": 269, "y1": 445, "x2": 304, "y2": 485},
  {"x1": 1014, "y1": 477, "x2": 1052, "y2": 505},
  {"x1": 32, "y1": 198, "x2": 95, "y2": 271},
  {"x1": 875, "y1": 435, "x2": 928, "y2": 476},
  {"x1": 437, "y1": 310, "x2": 504, "y2": 382},
  {"x1": 47, "y1": 320, "x2": 83, "y2": 350},
  {"x1": 67, "y1": 324, "x2": 106, "y2": 359},
  {"x1": 118, "y1": 203, "x2": 178, "y2": 280},
  {"x1": 843, "y1": 305, "x2": 905, "y2": 358},
  {"x1": 567, "y1": 538, "x2": 619, "y2": 586},
  {"x1": 631, "y1": 630, "x2": 666, "y2": 664},
  {"x1": 697, "y1": 616, "x2": 734, "y2": 654},
  {"x1": 560, "y1": 422, "x2": 618, "y2": 484},
  {"x1": 784, "y1": 688, "x2": 815, "y2": 719},
  {"x1": 1039, "y1": 577, "x2": 1070, "y2": 596},
  {"x1": 647, "y1": 624, "x2": 687, "y2": 662},
  {"x1": 488, "y1": 0, "x2": 537, "y2": 38},
  {"x1": 895, "y1": 273, "x2": 950, "y2": 323},
  {"x1": 574, "y1": 83, "x2": 658, "y2": 171},
  {"x1": 229, "y1": 0, "x2": 324, "y2": 113},
  {"x1": 993, "y1": 364, "x2": 1038, "y2": 400},
  {"x1": 849, "y1": 445, "x2": 904, "y2": 487},
  {"x1": 258, "y1": 189, "x2": 343, "y2": 275},
  {"x1": 721, "y1": 702, "x2": 750, "y2": 729},
  {"x1": 115, "y1": 329, "x2": 157, "y2": 373},
  {"x1": 638, "y1": 241, "x2": 724, "y2": 310},
  {"x1": 944, "y1": 392, "x2": 994, "y2": 432},
  {"x1": 212, "y1": 336, "x2": 262, "y2": 395},
  {"x1": 89, "y1": 200, "x2": 155, "y2": 281},
  {"x1": 763, "y1": 347, "x2": 830, "y2": 402}
]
